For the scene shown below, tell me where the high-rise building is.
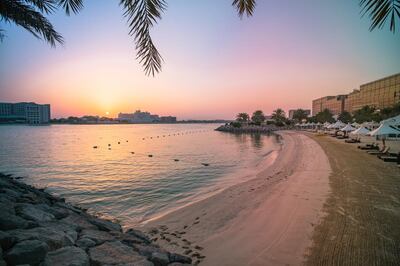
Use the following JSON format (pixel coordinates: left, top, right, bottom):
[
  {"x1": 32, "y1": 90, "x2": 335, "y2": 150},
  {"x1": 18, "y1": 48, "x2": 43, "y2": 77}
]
[
  {"x1": 312, "y1": 95, "x2": 346, "y2": 116},
  {"x1": 312, "y1": 73, "x2": 400, "y2": 115},
  {"x1": 0, "y1": 102, "x2": 50, "y2": 124}
]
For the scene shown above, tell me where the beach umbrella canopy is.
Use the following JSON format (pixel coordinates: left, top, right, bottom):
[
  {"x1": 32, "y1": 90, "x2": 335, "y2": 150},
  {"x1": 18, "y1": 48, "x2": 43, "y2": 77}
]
[
  {"x1": 350, "y1": 126, "x2": 370, "y2": 135},
  {"x1": 323, "y1": 122, "x2": 331, "y2": 128},
  {"x1": 330, "y1": 121, "x2": 346, "y2": 129},
  {"x1": 351, "y1": 122, "x2": 360, "y2": 128},
  {"x1": 341, "y1": 124, "x2": 356, "y2": 132},
  {"x1": 382, "y1": 114, "x2": 400, "y2": 126},
  {"x1": 369, "y1": 122, "x2": 400, "y2": 136}
]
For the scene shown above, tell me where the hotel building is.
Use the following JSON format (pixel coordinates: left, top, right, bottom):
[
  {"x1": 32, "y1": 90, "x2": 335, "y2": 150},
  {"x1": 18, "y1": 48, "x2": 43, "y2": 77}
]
[
  {"x1": 312, "y1": 73, "x2": 400, "y2": 115},
  {"x1": 0, "y1": 102, "x2": 51, "y2": 124}
]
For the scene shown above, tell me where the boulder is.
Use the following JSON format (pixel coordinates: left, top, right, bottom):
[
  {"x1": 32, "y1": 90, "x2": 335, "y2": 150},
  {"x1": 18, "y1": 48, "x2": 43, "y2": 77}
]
[
  {"x1": 15, "y1": 204, "x2": 55, "y2": 222},
  {"x1": 0, "y1": 260, "x2": 5, "y2": 266},
  {"x1": 60, "y1": 213, "x2": 97, "y2": 231},
  {"x1": 125, "y1": 229, "x2": 151, "y2": 244},
  {"x1": 150, "y1": 252, "x2": 170, "y2": 266},
  {"x1": 0, "y1": 230, "x2": 17, "y2": 250},
  {"x1": 79, "y1": 229, "x2": 114, "y2": 245},
  {"x1": 39, "y1": 221, "x2": 78, "y2": 243},
  {"x1": 4, "y1": 239, "x2": 48, "y2": 265},
  {"x1": 169, "y1": 253, "x2": 192, "y2": 264},
  {"x1": 89, "y1": 217, "x2": 122, "y2": 232},
  {"x1": 0, "y1": 213, "x2": 29, "y2": 230},
  {"x1": 0, "y1": 200, "x2": 15, "y2": 215},
  {"x1": 36, "y1": 204, "x2": 70, "y2": 219},
  {"x1": 76, "y1": 238, "x2": 96, "y2": 250},
  {"x1": 54, "y1": 202, "x2": 83, "y2": 214},
  {"x1": 120, "y1": 233, "x2": 149, "y2": 246},
  {"x1": 88, "y1": 241, "x2": 151, "y2": 266},
  {"x1": 133, "y1": 244, "x2": 165, "y2": 259},
  {"x1": 0, "y1": 188, "x2": 21, "y2": 199},
  {"x1": 7, "y1": 227, "x2": 74, "y2": 251},
  {"x1": 43, "y1": 246, "x2": 89, "y2": 266}
]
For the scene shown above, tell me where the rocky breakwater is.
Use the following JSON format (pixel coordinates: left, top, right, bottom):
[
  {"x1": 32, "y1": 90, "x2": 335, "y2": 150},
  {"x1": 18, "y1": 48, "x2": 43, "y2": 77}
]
[{"x1": 0, "y1": 173, "x2": 192, "y2": 266}]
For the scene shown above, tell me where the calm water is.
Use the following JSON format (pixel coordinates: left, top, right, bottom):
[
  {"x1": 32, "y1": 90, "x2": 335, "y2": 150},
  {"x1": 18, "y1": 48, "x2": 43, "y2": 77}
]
[{"x1": 0, "y1": 124, "x2": 279, "y2": 226}]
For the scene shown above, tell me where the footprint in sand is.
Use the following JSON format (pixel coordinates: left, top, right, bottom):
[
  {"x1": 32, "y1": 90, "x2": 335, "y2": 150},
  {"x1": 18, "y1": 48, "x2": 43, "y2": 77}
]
[{"x1": 194, "y1": 245, "x2": 203, "y2": 250}]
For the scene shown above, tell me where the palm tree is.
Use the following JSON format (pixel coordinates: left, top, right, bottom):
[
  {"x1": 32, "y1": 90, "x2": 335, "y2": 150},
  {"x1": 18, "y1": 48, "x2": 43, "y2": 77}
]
[
  {"x1": 251, "y1": 110, "x2": 265, "y2": 125},
  {"x1": 236, "y1": 112, "x2": 250, "y2": 123},
  {"x1": 271, "y1": 108, "x2": 286, "y2": 124},
  {"x1": 292, "y1": 109, "x2": 309, "y2": 122},
  {"x1": 0, "y1": 0, "x2": 398, "y2": 76}
]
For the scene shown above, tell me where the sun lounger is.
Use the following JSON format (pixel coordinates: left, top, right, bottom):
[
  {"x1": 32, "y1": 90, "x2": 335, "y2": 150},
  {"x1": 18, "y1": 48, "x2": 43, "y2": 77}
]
[
  {"x1": 358, "y1": 143, "x2": 378, "y2": 150},
  {"x1": 345, "y1": 138, "x2": 360, "y2": 143},
  {"x1": 368, "y1": 146, "x2": 390, "y2": 156},
  {"x1": 378, "y1": 153, "x2": 400, "y2": 162}
]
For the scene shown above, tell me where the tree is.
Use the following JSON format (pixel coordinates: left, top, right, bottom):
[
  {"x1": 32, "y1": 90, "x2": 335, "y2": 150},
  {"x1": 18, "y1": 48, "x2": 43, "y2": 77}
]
[
  {"x1": 271, "y1": 108, "x2": 286, "y2": 126},
  {"x1": 338, "y1": 111, "x2": 352, "y2": 123},
  {"x1": 236, "y1": 112, "x2": 250, "y2": 123},
  {"x1": 292, "y1": 109, "x2": 309, "y2": 122},
  {"x1": 315, "y1": 109, "x2": 335, "y2": 123},
  {"x1": 353, "y1": 105, "x2": 379, "y2": 123},
  {"x1": 251, "y1": 110, "x2": 265, "y2": 125},
  {"x1": 1, "y1": 0, "x2": 398, "y2": 76}
]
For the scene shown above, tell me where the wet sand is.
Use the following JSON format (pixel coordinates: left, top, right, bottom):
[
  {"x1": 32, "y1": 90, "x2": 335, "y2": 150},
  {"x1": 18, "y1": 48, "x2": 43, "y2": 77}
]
[
  {"x1": 304, "y1": 133, "x2": 400, "y2": 265},
  {"x1": 142, "y1": 131, "x2": 331, "y2": 265}
]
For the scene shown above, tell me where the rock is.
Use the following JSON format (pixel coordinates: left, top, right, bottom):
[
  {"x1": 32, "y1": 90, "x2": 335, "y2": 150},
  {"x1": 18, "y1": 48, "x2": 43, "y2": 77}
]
[
  {"x1": 39, "y1": 221, "x2": 79, "y2": 242},
  {"x1": 120, "y1": 232, "x2": 149, "y2": 246},
  {"x1": 0, "y1": 231, "x2": 17, "y2": 250},
  {"x1": 15, "y1": 204, "x2": 55, "y2": 222},
  {"x1": 0, "y1": 188, "x2": 22, "y2": 199},
  {"x1": 60, "y1": 213, "x2": 97, "y2": 231},
  {"x1": 76, "y1": 238, "x2": 96, "y2": 250},
  {"x1": 79, "y1": 229, "x2": 114, "y2": 245},
  {"x1": 43, "y1": 246, "x2": 89, "y2": 266},
  {"x1": 89, "y1": 241, "x2": 151, "y2": 266},
  {"x1": 89, "y1": 217, "x2": 122, "y2": 232},
  {"x1": 0, "y1": 260, "x2": 5, "y2": 266},
  {"x1": 168, "y1": 263, "x2": 191, "y2": 266},
  {"x1": 36, "y1": 204, "x2": 70, "y2": 219},
  {"x1": 0, "y1": 213, "x2": 29, "y2": 230},
  {"x1": 7, "y1": 227, "x2": 74, "y2": 251},
  {"x1": 4, "y1": 240, "x2": 48, "y2": 265},
  {"x1": 54, "y1": 202, "x2": 83, "y2": 214},
  {"x1": 134, "y1": 244, "x2": 164, "y2": 259},
  {"x1": 150, "y1": 251, "x2": 170, "y2": 266},
  {"x1": 169, "y1": 253, "x2": 192, "y2": 264},
  {"x1": 0, "y1": 200, "x2": 15, "y2": 215},
  {"x1": 126, "y1": 228, "x2": 151, "y2": 244}
]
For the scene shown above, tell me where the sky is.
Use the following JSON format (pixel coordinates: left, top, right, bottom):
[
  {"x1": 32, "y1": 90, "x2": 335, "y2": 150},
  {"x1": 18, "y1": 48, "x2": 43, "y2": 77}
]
[{"x1": 0, "y1": 0, "x2": 399, "y2": 119}]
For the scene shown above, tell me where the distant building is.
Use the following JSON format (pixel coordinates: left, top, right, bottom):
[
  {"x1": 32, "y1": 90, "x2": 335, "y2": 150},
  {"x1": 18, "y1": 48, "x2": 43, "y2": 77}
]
[
  {"x1": 0, "y1": 102, "x2": 50, "y2": 124},
  {"x1": 160, "y1": 116, "x2": 177, "y2": 123},
  {"x1": 118, "y1": 110, "x2": 161, "y2": 123},
  {"x1": 288, "y1": 109, "x2": 311, "y2": 119},
  {"x1": 312, "y1": 73, "x2": 400, "y2": 116}
]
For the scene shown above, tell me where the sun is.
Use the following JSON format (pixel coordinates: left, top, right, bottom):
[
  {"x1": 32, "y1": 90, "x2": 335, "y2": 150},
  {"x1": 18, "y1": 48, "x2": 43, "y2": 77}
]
[{"x1": 105, "y1": 111, "x2": 110, "y2": 116}]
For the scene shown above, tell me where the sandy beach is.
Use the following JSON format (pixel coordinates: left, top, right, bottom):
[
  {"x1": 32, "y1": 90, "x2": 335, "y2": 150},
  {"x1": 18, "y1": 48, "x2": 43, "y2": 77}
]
[{"x1": 142, "y1": 131, "x2": 332, "y2": 265}]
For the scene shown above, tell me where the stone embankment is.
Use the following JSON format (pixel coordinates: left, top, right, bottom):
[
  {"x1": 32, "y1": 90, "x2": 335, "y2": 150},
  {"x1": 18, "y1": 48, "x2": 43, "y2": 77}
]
[
  {"x1": 0, "y1": 173, "x2": 192, "y2": 266},
  {"x1": 215, "y1": 124, "x2": 281, "y2": 134}
]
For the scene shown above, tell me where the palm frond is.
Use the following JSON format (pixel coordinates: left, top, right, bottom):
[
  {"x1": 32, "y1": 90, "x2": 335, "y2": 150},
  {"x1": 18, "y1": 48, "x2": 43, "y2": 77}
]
[
  {"x1": 232, "y1": 0, "x2": 256, "y2": 18},
  {"x1": 24, "y1": 0, "x2": 57, "y2": 14},
  {"x1": 120, "y1": 0, "x2": 166, "y2": 76},
  {"x1": 360, "y1": 0, "x2": 400, "y2": 32},
  {"x1": 0, "y1": 0, "x2": 63, "y2": 46},
  {"x1": 57, "y1": 0, "x2": 84, "y2": 15}
]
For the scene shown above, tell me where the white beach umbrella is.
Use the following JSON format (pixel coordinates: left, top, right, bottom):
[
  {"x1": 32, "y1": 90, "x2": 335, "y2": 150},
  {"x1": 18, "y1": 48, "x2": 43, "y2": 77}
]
[
  {"x1": 330, "y1": 121, "x2": 346, "y2": 129},
  {"x1": 369, "y1": 122, "x2": 400, "y2": 136},
  {"x1": 381, "y1": 114, "x2": 400, "y2": 126},
  {"x1": 350, "y1": 126, "x2": 370, "y2": 135},
  {"x1": 351, "y1": 122, "x2": 360, "y2": 128},
  {"x1": 341, "y1": 124, "x2": 356, "y2": 132},
  {"x1": 323, "y1": 122, "x2": 331, "y2": 128}
]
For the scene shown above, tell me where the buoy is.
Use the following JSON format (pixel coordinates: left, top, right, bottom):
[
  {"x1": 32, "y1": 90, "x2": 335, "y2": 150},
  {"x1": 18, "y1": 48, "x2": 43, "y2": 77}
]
[
  {"x1": 202, "y1": 163, "x2": 209, "y2": 166},
  {"x1": 131, "y1": 152, "x2": 135, "y2": 154},
  {"x1": 174, "y1": 159, "x2": 179, "y2": 162},
  {"x1": 108, "y1": 144, "x2": 111, "y2": 146},
  {"x1": 108, "y1": 148, "x2": 111, "y2": 150},
  {"x1": 148, "y1": 155, "x2": 153, "y2": 157},
  {"x1": 93, "y1": 146, "x2": 98, "y2": 149},
  {"x1": 142, "y1": 138, "x2": 145, "y2": 140},
  {"x1": 118, "y1": 142, "x2": 120, "y2": 144},
  {"x1": 126, "y1": 140, "x2": 128, "y2": 142}
]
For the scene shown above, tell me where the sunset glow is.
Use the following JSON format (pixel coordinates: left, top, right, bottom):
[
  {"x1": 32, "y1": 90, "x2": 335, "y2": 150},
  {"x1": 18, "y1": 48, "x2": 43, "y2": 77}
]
[{"x1": 0, "y1": 0, "x2": 399, "y2": 119}]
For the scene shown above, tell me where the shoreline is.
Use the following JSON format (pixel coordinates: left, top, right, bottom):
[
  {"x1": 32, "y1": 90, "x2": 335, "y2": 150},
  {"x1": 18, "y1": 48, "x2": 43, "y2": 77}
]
[
  {"x1": 141, "y1": 131, "x2": 331, "y2": 265},
  {"x1": 140, "y1": 137, "x2": 282, "y2": 227}
]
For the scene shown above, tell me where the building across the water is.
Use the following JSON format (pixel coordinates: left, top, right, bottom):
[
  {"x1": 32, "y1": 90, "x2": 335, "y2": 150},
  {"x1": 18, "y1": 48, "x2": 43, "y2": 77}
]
[
  {"x1": 312, "y1": 73, "x2": 400, "y2": 115},
  {"x1": 118, "y1": 110, "x2": 176, "y2": 123},
  {"x1": 288, "y1": 109, "x2": 311, "y2": 119},
  {"x1": 0, "y1": 102, "x2": 51, "y2": 124}
]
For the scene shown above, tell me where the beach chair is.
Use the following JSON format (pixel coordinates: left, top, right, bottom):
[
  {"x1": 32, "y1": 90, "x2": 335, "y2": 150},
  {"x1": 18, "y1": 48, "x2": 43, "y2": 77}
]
[
  {"x1": 378, "y1": 152, "x2": 400, "y2": 162},
  {"x1": 368, "y1": 146, "x2": 390, "y2": 156},
  {"x1": 358, "y1": 143, "x2": 378, "y2": 150}
]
